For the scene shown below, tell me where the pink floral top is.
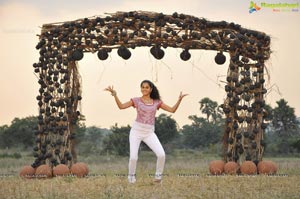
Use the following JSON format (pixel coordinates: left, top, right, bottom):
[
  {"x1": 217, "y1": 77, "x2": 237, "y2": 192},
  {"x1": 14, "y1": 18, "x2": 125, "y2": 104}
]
[{"x1": 131, "y1": 97, "x2": 162, "y2": 125}]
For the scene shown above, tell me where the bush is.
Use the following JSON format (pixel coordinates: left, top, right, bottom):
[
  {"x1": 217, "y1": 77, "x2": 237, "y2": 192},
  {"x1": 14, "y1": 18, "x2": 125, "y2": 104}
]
[{"x1": 0, "y1": 152, "x2": 22, "y2": 159}]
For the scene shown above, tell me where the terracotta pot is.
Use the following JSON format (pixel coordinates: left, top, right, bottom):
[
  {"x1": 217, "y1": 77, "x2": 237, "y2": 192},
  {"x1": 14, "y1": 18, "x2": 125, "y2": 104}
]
[
  {"x1": 240, "y1": 161, "x2": 257, "y2": 175},
  {"x1": 209, "y1": 160, "x2": 225, "y2": 175},
  {"x1": 19, "y1": 166, "x2": 36, "y2": 179},
  {"x1": 71, "y1": 162, "x2": 89, "y2": 177},
  {"x1": 53, "y1": 164, "x2": 70, "y2": 176},
  {"x1": 35, "y1": 164, "x2": 53, "y2": 178},
  {"x1": 224, "y1": 161, "x2": 239, "y2": 175}
]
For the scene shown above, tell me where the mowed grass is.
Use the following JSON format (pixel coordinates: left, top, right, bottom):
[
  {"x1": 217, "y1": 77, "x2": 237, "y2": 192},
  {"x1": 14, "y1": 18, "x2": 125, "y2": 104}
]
[{"x1": 0, "y1": 150, "x2": 299, "y2": 199}]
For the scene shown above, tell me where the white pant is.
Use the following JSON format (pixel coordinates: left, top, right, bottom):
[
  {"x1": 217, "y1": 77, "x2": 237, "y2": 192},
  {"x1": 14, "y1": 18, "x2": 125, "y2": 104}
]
[{"x1": 128, "y1": 121, "x2": 165, "y2": 180}]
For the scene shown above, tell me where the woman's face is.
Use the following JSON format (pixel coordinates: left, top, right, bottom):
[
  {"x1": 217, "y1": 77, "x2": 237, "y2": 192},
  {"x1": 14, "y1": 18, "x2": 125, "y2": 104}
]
[{"x1": 141, "y1": 82, "x2": 152, "y2": 96}]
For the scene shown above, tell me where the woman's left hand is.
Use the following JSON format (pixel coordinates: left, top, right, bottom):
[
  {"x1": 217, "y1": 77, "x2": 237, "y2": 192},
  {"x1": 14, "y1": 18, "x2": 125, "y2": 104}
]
[
  {"x1": 160, "y1": 92, "x2": 188, "y2": 113},
  {"x1": 179, "y1": 92, "x2": 188, "y2": 100}
]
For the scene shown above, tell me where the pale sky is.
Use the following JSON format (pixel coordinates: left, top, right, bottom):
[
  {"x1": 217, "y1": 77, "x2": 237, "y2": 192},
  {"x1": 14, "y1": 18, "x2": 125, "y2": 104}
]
[{"x1": 0, "y1": 0, "x2": 299, "y2": 128}]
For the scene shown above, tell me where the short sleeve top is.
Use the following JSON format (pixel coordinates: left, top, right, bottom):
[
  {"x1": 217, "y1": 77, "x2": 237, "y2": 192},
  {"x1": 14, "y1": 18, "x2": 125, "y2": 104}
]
[{"x1": 131, "y1": 97, "x2": 162, "y2": 125}]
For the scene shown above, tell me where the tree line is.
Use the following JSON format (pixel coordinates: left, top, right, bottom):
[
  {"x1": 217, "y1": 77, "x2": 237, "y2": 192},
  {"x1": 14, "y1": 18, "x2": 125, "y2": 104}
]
[{"x1": 0, "y1": 98, "x2": 299, "y2": 156}]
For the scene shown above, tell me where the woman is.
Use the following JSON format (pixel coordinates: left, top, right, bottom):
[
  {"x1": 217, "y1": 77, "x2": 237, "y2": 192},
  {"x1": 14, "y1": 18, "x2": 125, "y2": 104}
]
[{"x1": 105, "y1": 80, "x2": 187, "y2": 183}]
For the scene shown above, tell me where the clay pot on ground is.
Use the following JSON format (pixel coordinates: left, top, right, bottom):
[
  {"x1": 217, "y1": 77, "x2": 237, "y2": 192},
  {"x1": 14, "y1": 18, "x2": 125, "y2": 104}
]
[
  {"x1": 19, "y1": 165, "x2": 36, "y2": 179},
  {"x1": 209, "y1": 160, "x2": 225, "y2": 175},
  {"x1": 258, "y1": 160, "x2": 277, "y2": 175},
  {"x1": 35, "y1": 164, "x2": 53, "y2": 178},
  {"x1": 70, "y1": 162, "x2": 89, "y2": 177},
  {"x1": 224, "y1": 161, "x2": 239, "y2": 175},
  {"x1": 53, "y1": 164, "x2": 70, "y2": 176},
  {"x1": 240, "y1": 161, "x2": 257, "y2": 175}
]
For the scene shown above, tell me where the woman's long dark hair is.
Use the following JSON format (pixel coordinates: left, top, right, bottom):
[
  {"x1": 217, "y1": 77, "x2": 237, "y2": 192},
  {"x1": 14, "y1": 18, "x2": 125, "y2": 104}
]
[{"x1": 140, "y1": 80, "x2": 161, "y2": 100}]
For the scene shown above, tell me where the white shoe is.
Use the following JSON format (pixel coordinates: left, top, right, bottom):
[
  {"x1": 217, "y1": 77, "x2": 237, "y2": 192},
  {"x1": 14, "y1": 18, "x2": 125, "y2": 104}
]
[
  {"x1": 128, "y1": 175, "x2": 136, "y2": 183},
  {"x1": 154, "y1": 173, "x2": 162, "y2": 183}
]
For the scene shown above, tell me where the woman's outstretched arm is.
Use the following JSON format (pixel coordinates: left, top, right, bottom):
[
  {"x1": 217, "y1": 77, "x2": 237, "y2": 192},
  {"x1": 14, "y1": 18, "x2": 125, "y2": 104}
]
[
  {"x1": 160, "y1": 92, "x2": 188, "y2": 113},
  {"x1": 104, "y1": 86, "x2": 133, "y2": 109}
]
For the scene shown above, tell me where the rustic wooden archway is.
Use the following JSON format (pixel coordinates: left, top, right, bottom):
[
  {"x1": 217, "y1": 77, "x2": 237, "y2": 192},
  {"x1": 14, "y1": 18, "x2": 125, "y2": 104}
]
[{"x1": 33, "y1": 11, "x2": 271, "y2": 168}]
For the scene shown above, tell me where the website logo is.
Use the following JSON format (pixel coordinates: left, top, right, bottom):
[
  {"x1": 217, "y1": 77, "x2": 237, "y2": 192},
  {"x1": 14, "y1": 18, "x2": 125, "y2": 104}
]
[
  {"x1": 249, "y1": 1, "x2": 261, "y2": 13},
  {"x1": 249, "y1": 1, "x2": 299, "y2": 13},
  {"x1": 261, "y1": 2, "x2": 299, "y2": 12}
]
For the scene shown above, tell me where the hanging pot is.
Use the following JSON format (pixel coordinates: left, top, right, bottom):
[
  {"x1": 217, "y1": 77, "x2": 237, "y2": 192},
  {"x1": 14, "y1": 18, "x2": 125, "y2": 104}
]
[
  {"x1": 233, "y1": 121, "x2": 239, "y2": 130},
  {"x1": 237, "y1": 105, "x2": 243, "y2": 110},
  {"x1": 261, "y1": 123, "x2": 268, "y2": 129},
  {"x1": 117, "y1": 46, "x2": 131, "y2": 60},
  {"x1": 241, "y1": 105, "x2": 247, "y2": 110},
  {"x1": 226, "y1": 76, "x2": 233, "y2": 83},
  {"x1": 233, "y1": 96, "x2": 240, "y2": 103},
  {"x1": 150, "y1": 46, "x2": 164, "y2": 59},
  {"x1": 246, "y1": 117, "x2": 252, "y2": 123},
  {"x1": 241, "y1": 57, "x2": 249, "y2": 63},
  {"x1": 238, "y1": 117, "x2": 244, "y2": 123},
  {"x1": 232, "y1": 76, "x2": 238, "y2": 83},
  {"x1": 223, "y1": 107, "x2": 230, "y2": 114},
  {"x1": 97, "y1": 49, "x2": 109, "y2": 60},
  {"x1": 243, "y1": 94, "x2": 251, "y2": 102},
  {"x1": 227, "y1": 92, "x2": 233, "y2": 98},
  {"x1": 243, "y1": 131, "x2": 250, "y2": 138},
  {"x1": 226, "y1": 117, "x2": 232, "y2": 123},
  {"x1": 180, "y1": 50, "x2": 191, "y2": 61},
  {"x1": 229, "y1": 100, "x2": 235, "y2": 107},
  {"x1": 51, "y1": 107, "x2": 57, "y2": 113},
  {"x1": 225, "y1": 85, "x2": 232, "y2": 92}
]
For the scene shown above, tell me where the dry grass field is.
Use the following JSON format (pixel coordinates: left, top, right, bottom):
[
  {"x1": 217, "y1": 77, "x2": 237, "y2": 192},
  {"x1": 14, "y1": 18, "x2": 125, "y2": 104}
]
[{"x1": 0, "y1": 150, "x2": 299, "y2": 199}]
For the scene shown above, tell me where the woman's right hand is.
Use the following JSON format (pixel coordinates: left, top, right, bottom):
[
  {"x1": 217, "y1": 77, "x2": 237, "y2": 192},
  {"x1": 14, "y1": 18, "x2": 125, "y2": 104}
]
[
  {"x1": 104, "y1": 86, "x2": 117, "y2": 96},
  {"x1": 104, "y1": 86, "x2": 132, "y2": 109}
]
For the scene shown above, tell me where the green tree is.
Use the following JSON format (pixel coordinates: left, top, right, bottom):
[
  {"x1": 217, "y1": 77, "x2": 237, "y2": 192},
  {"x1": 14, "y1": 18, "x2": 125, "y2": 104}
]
[
  {"x1": 199, "y1": 97, "x2": 222, "y2": 123},
  {"x1": 0, "y1": 116, "x2": 37, "y2": 149},
  {"x1": 265, "y1": 99, "x2": 300, "y2": 154},
  {"x1": 102, "y1": 124, "x2": 130, "y2": 156},
  {"x1": 155, "y1": 114, "x2": 178, "y2": 144},
  {"x1": 181, "y1": 97, "x2": 224, "y2": 149},
  {"x1": 0, "y1": 125, "x2": 9, "y2": 147},
  {"x1": 76, "y1": 126, "x2": 111, "y2": 155},
  {"x1": 291, "y1": 138, "x2": 300, "y2": 153},
  {"x1": 272, "y1": 99, "x2": 299, "y2": 136},
  {"x1": 181, "y1": 115, "x2": 222, "y2": 149},
  {"x1": 263, "y1": 104, "x2": 273, "y2": 122}
]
